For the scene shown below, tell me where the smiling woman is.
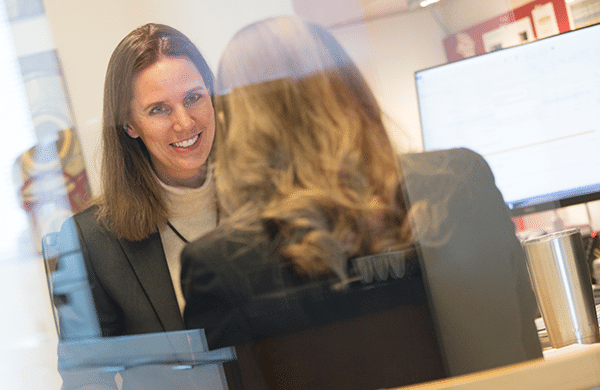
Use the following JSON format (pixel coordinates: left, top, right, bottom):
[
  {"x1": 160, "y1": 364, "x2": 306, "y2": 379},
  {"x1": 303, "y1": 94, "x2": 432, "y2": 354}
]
[
  {"x1": 125, "y1": 56, "x2": 215, "y2": 188},
  {"x1": 54, "y1": 23, "x2": 219, "y2": 338}
]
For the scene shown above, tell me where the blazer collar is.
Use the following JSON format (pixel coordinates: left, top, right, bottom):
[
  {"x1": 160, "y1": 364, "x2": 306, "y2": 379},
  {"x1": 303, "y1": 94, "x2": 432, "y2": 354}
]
[{"x1": 119, "y1": 232, "x2": 185, "y2": 332}]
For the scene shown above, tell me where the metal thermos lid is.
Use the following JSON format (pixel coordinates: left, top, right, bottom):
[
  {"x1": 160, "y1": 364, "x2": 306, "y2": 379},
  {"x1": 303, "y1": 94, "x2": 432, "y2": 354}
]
[{"x1": 521, "y1": 228, "x2": 580, "y2": 245}]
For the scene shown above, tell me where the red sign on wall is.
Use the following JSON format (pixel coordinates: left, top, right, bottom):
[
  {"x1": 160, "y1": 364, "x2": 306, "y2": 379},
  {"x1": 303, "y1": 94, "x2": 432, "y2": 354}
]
[{"x1": 444, "y1": 0, "x2": 571, "y2": 63}]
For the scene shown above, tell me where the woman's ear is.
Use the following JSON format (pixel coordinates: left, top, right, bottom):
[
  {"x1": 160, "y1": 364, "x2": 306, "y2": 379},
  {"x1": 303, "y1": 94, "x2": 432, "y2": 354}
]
[{"x1": 124, "y1": 123, "x2": 140, "y2": 139}]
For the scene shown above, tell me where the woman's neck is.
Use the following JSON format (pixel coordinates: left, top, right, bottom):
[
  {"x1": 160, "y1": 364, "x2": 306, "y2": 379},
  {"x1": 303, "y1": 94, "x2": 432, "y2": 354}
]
[{"x1": 155, "y1": 163, "x2": 208, "y2": 189}]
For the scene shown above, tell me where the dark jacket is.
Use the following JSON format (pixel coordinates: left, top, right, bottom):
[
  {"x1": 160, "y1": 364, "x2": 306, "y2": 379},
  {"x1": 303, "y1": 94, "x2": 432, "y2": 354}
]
[
  {"x1": 60, "y1": 205, "x2": 184, "y2": 336},
  {"x1": 181, "y1": 227, "x2": 444, "y2": 390}
]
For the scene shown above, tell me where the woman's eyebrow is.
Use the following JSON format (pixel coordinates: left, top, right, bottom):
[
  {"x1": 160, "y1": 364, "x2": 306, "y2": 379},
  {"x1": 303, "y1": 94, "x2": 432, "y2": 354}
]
[{"x1": 187, "y1": 86, "x2": 207, "y2": 94}]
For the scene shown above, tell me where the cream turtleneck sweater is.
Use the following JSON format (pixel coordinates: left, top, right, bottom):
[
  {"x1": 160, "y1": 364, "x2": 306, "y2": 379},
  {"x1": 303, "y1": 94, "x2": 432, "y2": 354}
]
[{"x1": 157, "y1": 166, "x2": 217, "y2": 315}]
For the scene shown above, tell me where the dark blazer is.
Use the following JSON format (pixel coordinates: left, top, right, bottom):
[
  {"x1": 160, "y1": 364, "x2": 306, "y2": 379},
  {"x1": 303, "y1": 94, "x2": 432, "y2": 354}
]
[
  {"x1": 181, "y1": 229, "x2": 446, "y2": 389},
  {"x1": 181, "y1": 229, "x2": 429, "y2": 347},
  {"x1": 59, "y1": 205, "x2": 185, "y2": 336}
]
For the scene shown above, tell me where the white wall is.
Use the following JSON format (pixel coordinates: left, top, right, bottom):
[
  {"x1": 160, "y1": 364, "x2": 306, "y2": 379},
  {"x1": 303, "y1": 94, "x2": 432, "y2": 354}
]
[
  {"x1": 438, "y1": 0, "x2": 515, "y2": 33},
  {"x1": 353, "y1": 0, "x2": 520, "y2": 153},
  {"x1": 294, "y1": 1, "x2": 448, "y2": 153},
  {"x1": 297, "y1": 0, "x2": 518, "y2": 154},
  {"x1": 42, "y1": 0, "x2": 295, "y2": 196},
  {"x1": 359, "y1": 9, "x2": 448, "y2": 152}
]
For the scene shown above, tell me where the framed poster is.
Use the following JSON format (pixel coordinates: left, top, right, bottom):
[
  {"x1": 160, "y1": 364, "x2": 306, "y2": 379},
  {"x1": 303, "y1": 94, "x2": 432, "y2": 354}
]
[
  {"x1": 566, "y1": 0, "x2": 600, "y2": 29},
  {"x1": 443, "y1": 0, "x2": 570, "y2": 63}
]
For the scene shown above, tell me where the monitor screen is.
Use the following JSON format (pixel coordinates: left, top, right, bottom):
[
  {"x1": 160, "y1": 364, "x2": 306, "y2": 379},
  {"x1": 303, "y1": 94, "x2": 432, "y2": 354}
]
[{"x1": 415, "y1": 23, "x2": 600, "y2": 216}]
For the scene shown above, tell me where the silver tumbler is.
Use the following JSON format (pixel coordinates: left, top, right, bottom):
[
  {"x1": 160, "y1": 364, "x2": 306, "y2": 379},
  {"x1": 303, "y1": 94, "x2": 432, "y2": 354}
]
[{"x1": 522, "y1": 228, "x2": 600, "y2": 349}]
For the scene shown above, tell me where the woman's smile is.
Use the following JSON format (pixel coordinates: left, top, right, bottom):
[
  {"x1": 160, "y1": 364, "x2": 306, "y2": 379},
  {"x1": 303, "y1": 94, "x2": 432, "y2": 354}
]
[{"x1": 172, "y1": 132, "x2": 201, "y2": 149}]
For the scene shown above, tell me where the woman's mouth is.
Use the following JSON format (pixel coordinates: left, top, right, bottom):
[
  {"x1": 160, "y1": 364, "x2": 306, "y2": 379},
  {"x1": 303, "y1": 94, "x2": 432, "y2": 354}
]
[{"x1": 172, "y1": 133, "x2": 200, "y2": 148}]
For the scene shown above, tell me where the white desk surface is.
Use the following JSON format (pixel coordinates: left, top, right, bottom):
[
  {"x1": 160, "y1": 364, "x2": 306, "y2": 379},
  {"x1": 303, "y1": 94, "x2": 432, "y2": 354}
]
[{"x1": 395, "y1": 343, "x2": 600, "y2": 390}]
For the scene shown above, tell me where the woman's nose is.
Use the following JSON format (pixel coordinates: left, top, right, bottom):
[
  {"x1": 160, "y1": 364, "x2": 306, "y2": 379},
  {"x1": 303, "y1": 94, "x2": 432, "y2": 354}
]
[{"x1": 172, "y1": 106, "x2": 194, "y2": 131}]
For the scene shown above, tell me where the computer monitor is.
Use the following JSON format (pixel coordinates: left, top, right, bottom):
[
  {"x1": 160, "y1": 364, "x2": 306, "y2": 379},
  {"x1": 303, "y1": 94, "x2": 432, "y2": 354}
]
[{"x1": 415, "y1": 23, "x2": 600, "y2": 216}]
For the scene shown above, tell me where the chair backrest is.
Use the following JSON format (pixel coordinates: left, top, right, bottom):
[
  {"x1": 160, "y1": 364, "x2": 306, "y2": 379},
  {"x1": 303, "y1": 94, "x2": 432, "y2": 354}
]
[
  {"x1": 227, "y1": 148, "x2": 542, "y2": 388},
  {"x1": 399, "y1": 148, "x2": 543, "y2": 376},
  {"x1": 227, "y1": 252, "x2": 447, "y2": 390}
]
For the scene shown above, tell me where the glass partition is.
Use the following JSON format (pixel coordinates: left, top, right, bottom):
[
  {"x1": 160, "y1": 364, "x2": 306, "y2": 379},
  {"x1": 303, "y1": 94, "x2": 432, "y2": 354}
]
[{"x1": 1, "y1": 0, "x2": 598, "y2": 389}]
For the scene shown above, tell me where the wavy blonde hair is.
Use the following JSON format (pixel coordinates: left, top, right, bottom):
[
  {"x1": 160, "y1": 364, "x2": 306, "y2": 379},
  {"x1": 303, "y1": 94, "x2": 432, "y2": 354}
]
[{"x1": 214, "y1": 17, "x2": 411, "y2": 278}]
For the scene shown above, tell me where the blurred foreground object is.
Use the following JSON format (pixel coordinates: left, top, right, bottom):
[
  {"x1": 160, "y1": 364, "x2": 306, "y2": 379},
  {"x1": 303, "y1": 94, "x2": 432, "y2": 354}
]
[{"x1": 15, "y1": 127, "x2": 91, "y2": 253}]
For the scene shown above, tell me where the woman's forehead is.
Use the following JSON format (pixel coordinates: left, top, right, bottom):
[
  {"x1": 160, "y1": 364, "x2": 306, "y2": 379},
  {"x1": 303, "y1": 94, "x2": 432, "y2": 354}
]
[{"x1": 132, "y1": 57, "x2": 206, "y2": 101}]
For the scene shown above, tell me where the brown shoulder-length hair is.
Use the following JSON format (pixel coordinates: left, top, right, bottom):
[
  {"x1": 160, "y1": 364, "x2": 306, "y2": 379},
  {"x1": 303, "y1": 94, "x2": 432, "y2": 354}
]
[
  {"x1": 214, "y1": 16, "x2": 411, "y2": 279},
  {"x1": 95, "y1": 23, "x2": 214, "y2": 241}
]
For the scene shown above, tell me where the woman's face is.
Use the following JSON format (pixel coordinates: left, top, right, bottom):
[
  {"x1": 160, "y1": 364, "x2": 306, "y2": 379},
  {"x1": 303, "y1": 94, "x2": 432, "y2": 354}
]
[{"x1": 126, "y1": 56, "x2": 215, "y2": 188}]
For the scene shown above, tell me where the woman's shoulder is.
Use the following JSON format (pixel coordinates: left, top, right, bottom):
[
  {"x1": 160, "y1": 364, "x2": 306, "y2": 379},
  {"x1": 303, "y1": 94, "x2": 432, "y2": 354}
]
[
  {"x1": 61, "y1": 204, "x2": 124, "y2": 248},
  {"x1": 67, "y1": 204, "x2": 110, "y2": 238},
  {"x1": 71, "y1": 204, "x2": 100, "y2": 225}
]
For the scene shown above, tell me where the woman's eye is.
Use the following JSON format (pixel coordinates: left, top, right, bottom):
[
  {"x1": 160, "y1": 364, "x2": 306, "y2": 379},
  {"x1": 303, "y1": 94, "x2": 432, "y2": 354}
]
[
  {"x1": 184, "y1": 93, "x2": 202, "y2": 106},
  {"x1": 149, "y1": 105, "x2": 168, "y2": 115}
]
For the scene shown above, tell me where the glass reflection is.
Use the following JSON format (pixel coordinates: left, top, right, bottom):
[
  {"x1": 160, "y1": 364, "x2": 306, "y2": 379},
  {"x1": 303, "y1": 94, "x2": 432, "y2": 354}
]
[{"x1": 2, "y1": 0, "x2": 599, "y2": 389}]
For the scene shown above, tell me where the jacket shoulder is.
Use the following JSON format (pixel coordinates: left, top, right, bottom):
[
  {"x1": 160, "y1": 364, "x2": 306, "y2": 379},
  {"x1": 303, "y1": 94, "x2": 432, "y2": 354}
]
[{"x1": 71, "y1": 204, "x2": 100, "y2": 229}]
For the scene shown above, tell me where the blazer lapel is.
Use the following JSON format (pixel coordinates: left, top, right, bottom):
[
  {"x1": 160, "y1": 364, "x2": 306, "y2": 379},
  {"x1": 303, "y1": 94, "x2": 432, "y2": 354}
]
[{"x1": 118, "y1": 232, "x2": 185, "y2": 331}]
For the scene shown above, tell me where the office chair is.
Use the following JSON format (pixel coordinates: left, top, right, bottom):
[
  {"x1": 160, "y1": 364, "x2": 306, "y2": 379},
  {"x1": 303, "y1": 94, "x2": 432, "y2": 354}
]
[
  {"x1": 220, "y1": 148, "x2": 542, "y2": 389},
  {"x1": 222, "y1": 249, "x2": 446, "y2": 390},
  {"x1": 399, "y1": 148, "x2": 543, "y2": 376}
]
